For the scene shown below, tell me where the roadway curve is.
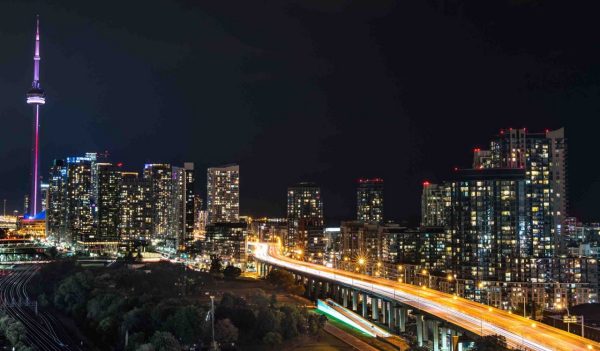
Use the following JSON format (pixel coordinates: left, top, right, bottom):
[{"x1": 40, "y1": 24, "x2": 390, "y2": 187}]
[{"x1": 253, "y1": 242, "x2": 600, "y2": 351}]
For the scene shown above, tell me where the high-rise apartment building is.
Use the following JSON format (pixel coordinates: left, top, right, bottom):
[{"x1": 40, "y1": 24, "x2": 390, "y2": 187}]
[
  {"x1": 118, "y1": 172, "x2": 152, "y2": 243},
  {"x1": 143, "y1": 163, "x2": 172, "y2": 240},
  {"x1": 420, "y1": 181, "x2": 446, "y2": 226},
  {"x1": 447, "y1": 168, "x2": 528, "y2": 285},
  {"x1": 172, "y1": 163, "x2": 195, "y2": 252},
  {"x1": 94, "y1": 163, "x2": 121, "y2": 244},
  {"x1": 207, "y1": 164, "x2": 239, "y2": 224},
  {"x1": 356, "y1": 178, "x2": 384, "y2": 224},
  {"x1": 488, "y1": 128, "x2": 567, "y2": 256},
  {"x1": 46, "y1": 159, "x2": 68, "y2": 243},
  {"x1": 287, "y1": 182, "x2": 324, "y2": 260},
  {"x1": 66, "y1": 156, "x2": 94, "y2": 244},
  {"x1": 40, "y1": 182, "x2": 49, "y2": 212}
]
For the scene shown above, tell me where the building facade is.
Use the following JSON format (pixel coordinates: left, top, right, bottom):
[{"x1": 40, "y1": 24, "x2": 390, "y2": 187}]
[
  {"x1": 94, "y1": 163, "x2": 121, "y2": 245},
  {"x1": 356, "y1": 178, "x2": 384, "y2": 224},
  {"x1": 286, "y1": 182, "x2": 324, "y2": 260},
  {"x1": 118, "y1": 172, "x2": 152, "y2": 243},
  {"x1": 143, "y1": 163, "x2": 172, "y2": 240},
  {"x1": 207, "y1": 164, "x2": 239, "y2": 224},
  {"x1": 172, "y1": 163, "x2": 195, "y2": 252}
]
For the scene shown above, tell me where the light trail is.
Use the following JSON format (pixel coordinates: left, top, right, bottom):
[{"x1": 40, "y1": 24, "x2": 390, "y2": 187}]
[
  {"x1": 253, "y1": 242, "x2": 600, "y2": 351},
  {"x1": 0, "y1": 266, "x2": 68, "y2": 350}
]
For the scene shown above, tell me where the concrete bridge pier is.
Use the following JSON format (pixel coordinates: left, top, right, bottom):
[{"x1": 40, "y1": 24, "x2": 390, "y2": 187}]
[
  {"x1": 307, "y1": 279, "x2": 314, "y2": 299},
  {"x1": 398, "y1": 306, "x2": 407, "y2": 332},
  {"x1": 440, "y1": 326, "x2": 449, "y2": 351},
  {"x1": 372, "y1": 296, "x2": 379, "y2": 321},
  {"x1": 362, "y1": 292, "x2": 368, "y2": 318},
  {"x1": 352, "y1": 290, "x2": 358, "y2": 311},
  {"x1": 387, "y1": 301, "x2": 395, "y2": 329},
  {"x1": 342, "y1": 287, "x2": 349, "y2": 308},
  {"x1": 314, "y1": 281, "x2": 321, "y2": 299},
  {"x1": 431, "y1": 320, "x2": 440, "y2": 351},
  {"x1": 257, "y1": 262, "x2": 263, "y2": 277},
  {"x1": 415, "y1": 314, "x2": 425, "y2": 346},
  {"x1": 422, "y1": 317, "x2": 429, "y2": 343}
]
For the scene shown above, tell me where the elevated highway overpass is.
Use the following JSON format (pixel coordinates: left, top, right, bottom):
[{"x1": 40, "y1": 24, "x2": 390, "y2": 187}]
[{"x1": 252, "y1": 242, "x2": 600, "y2": 351}]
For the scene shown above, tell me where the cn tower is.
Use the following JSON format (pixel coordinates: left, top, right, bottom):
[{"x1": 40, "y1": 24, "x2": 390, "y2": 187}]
[{"x1": 25, "y1": 15, "x2": 45, "y2": 217}]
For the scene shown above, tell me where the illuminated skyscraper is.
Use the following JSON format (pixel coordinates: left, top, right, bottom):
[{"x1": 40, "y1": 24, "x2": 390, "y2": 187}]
[
  {"x1": 447, "y1": 168, "x2": 528, "y2": 286},
  {"x1": 66, "y1": 156, "x2": 94, "y2": 244},
  {"x1": 25, "y1": 16, "x2": 45, "y2": 217},
  {"x1": 356, "y1": 178, "x2": 384, "y2": 224},
  {"x1": 40, "y1": 182, "x2": 49, "y2": 211},
  {"x1": 286, "y1": 182, "x2": 324, "y2": 260},
  {"x1": 172, "y1": 163, "x2": 195, "y2": 252},
  {"x1": 207, "y1": 164, "x2": 239, "y2": 224},
  {"x1": 118, "y1": 172, "x2": 152, "y2": 243},
  {"x1": 143, "y1": 164, "x2": 173, "y2": 240},
  {"x1": 47, "y1": 160, "x2": 68, "y2": 243},
  {"x1": 488, "y1": 128, "x2": 567, "y2": 257},
  {"x1": 95, "y1": 163, "x2": 122, "y2": 244},
  {"x1": 420, "y1": 181, "x2": 446, "y2": 226}
]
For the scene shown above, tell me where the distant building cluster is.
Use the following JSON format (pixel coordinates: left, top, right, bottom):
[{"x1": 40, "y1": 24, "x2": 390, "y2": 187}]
[
  {"x1": 40, "y1": 154, "x2": 245, "y2": 261},
  {"x1": 328, "y1": 127, "x2": 597, "y2": 313},
  {"x1": 260, "y1": 127, "x2": 598, "y2": 314}
]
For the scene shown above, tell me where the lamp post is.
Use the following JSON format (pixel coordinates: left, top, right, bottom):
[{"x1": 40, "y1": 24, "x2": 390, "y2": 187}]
[
  {"x1": 210, "y1": 296, "x2": 216, "y2": 350},
  {"x1": 421, "y1": 269, "x2": 430, "y2": 288}
]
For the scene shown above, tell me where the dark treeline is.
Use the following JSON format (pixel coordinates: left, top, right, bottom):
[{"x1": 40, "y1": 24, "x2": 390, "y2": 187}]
[{"x1": 28, "y1": 261, "x2": 325, "y2": 350}]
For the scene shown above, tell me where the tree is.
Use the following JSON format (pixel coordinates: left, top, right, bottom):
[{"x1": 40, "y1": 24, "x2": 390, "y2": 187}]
[
  {"x1": 215, "y1": 318, "x2": 239, "y2": 345},
  {"x1": 5, "y1": 319, "x2": 27, "y2": 346},
  {"x1": 223, "y1": 265, "x2": 241, "y2": 279},
  {"x1": 136, "y1": 344, "x2": 155, "y2": 351},
  {"x1": 48, "y1": 246, "x2": 58, "y2": 258},
  {"x1": 262, "y1": 331, "x2": 283, "y2": 347},
  {"x1": 122, "y1": 307, "x2": 153, "y2": 336},
  {"x1": 209, "y1": 255, "x2": 223, "y2": 274},
  {"x1": 279, "y1": 305, "x2": 301, "y2": 339},
  {"x1": 249, "y1": 292, "x2": 271, "y2": 310},
  {"x1": 307, "y1": 313, "x2": 327, "y2": 336},
  {"x1": 164, "y1": 306, "x2": 205, "y2": 345},
  {"x1": 97, "y1": 316, "x2": 118, "y2": 343},
  {"x1": 149, "y1": 331, "x2": 181, "y2": 351},
  {"x1": 256, "y1": 308, "x2": 281, "y2": 338},
  {"x1": 53, "y1": 271, "x2": 94, "y2": 318},
  {"x1": 266, "y1": 269, "x2": 304, "y2": 294}
]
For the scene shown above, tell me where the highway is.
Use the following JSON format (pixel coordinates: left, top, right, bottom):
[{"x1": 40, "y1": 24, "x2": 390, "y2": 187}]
[
  {"x1": 0, "y1": 265, "x2": 78, "y2": 350},
  {"x1": 253, "y1": 242, "x2": 600, "y2": 351}
]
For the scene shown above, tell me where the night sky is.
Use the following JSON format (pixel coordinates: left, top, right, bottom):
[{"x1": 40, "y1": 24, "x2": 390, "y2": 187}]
[{"x1": 1, "y1": 0, "x2": 599, "y2": 224}]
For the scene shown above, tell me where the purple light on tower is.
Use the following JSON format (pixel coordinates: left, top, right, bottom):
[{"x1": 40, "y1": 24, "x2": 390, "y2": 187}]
[{"x1": 26, "y1": 15, "x2": 45, "y2": 216}]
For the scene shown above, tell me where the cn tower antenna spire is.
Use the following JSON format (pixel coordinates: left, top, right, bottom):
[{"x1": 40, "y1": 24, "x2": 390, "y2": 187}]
[
  {"x1": 33, "y1": 14, "x2": 40, "y2": 84},
  {"x1": 26, "y1": 15, "x2": 46, "y2": 217}
]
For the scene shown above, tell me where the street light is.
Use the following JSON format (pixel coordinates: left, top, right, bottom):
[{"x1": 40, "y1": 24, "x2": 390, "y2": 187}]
[
  {"x1": 210, "y1": 296, "x2": 216, "y2": 350},
  {"x1": 421, "y1": 269, "x2": 430, "y2": 288}
]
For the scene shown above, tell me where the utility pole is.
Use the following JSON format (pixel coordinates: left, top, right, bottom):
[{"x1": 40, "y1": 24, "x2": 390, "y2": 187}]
[{"x1": 210, "y1": 295, "x2": 217, "y2": 350}]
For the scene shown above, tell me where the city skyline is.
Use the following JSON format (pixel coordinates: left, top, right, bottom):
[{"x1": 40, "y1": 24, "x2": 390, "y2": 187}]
[
  {"x1": 1, "y1": 4, "x2": 600, "y2": 350},
  {"x1": 1, "y1": 2, "x2": 599, "y2": 223}
]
